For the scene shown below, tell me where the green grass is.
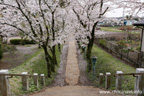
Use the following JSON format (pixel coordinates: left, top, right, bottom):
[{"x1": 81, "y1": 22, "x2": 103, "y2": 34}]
[
  {"x1": 88, "y1": 45, "x2": 136, "y2": 91},
  {"x1": 9, "y1": 46, "x2": 62, "y2": 96},
  {"x1": 101, "y1": 27, "x2": 124, "y2": 32},
  {"x1": 100, "y1": 27, "x2": 140, "y2": 34}
]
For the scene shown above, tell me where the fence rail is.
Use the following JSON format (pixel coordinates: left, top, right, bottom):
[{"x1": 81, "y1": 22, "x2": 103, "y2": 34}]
[
  {"x1": 95, "y1": 38, "x2": 142, "y2": 68},
  {"x1": 0, "y1": 73, "x2": 44, "y2": 77},
  {"x1": 102, "y1": 73, "x2": 144, "y2": 77},
  {"x1": 99, "y1": 68, "x2": 144, "y2": 96},
  {"x1": 0, "y1": 69, "x2": 46, "y2": 96}
]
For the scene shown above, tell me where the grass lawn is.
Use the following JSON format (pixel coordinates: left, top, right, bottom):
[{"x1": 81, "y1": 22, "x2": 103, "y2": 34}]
[
  {"x1": 88, "y1": 45, "x2": 136, "y2": 91},
  {"x1": 9, "y1": 46, "x2": 62, "y2": 96},
  {"x1": 101, "y1": 27, "x2": 124, "y2": 32},
  {"x1": 100, "y1": 27, "x2": 140, "y2": 34}
]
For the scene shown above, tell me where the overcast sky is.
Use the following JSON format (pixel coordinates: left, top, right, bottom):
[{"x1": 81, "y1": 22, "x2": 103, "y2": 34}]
[
  {"x1": 105, "y1": 8, "x2": 123, "y2": 17},
  {"x1": 106, "y1": 8, "x2": 144, "y2": 17},
  {"x1": 105, "y1": 1, "x2": 144, "y2": 17}
]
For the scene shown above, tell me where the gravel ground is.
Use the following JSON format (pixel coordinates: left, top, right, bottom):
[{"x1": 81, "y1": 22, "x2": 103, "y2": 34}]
[
  {"x1": 77, "y1": 48, "x2": 92, "y2": 86},
  {"x1": 49, "y1": 44, "x2": 68, "y2": 87}
]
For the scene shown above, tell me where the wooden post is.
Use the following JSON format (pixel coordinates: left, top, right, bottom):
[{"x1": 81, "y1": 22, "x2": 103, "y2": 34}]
[
  {"x1": 40, "y1": 74, "x2": 45, "y2": 86},
  {"x1": 33, "y1": 73, "x2": 39, "y2": 88},
  {"x1": 105, "y1": 72, "x2": 111, "y2": 89},
  {"x1": 99, "y1": 73, "x2": 104, "y2": 85},
  {"x1": 0, "y1": 69, "x2": 10, "y2": 96},
  {"x1": 21, "y1": 72, "x2": 29, "y2": 91},
  {"x1": 116, "y1": 71, "x2": 123, "y2": 90},
  {"x1": 134, "y1": 68, "x2": 144, "y2": 96}
]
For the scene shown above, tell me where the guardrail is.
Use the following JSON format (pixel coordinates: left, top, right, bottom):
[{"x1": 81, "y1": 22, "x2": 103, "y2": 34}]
[
  {"x1": 99, "y1": 68, "x2": 144, "y2": 96},
  {"x1": 0, "y1": 69, "x2": 46, "y2": 96}
]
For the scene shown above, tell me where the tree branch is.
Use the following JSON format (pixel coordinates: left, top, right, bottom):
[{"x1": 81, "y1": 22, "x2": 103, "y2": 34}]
[
  {"x1": 0, "y1": 22, "x2": 25, "y2": 33},
  {"x1": 0, "y1": 3, "x2": 19, "y2": 9},
  {"x1": 73, "y1": 8, "x2": 87, "y2": 28},
  {"x1": 15, "y1": 0, "x2": 37, "y2": 37}
]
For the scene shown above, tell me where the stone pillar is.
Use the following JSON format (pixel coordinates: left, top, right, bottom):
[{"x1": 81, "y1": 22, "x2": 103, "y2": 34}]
[
  {"x1": 105, "y1": 72, "x2": 111, "y2": 89},
  {"x1": 116, "y1": 71, "x2": 123, "y2": 90},
  {"x1": 21, "y1": 72, "x2": 29, "y2": 91},
  {"x1": 99, "y1": 73, "x2": 104, "y2": 85},
  {"x1": 0, "y1": 69, "x2": 10, "y2": 96},
  {"x1": 40, "y1": 74, "x2": 45, "y2": 86},
  {"x1": 33, "y1": 73, "x2": 39, "y2": 88},
  {"x1": 135, "y1": 68, "x2": 144, "y2": 96}
]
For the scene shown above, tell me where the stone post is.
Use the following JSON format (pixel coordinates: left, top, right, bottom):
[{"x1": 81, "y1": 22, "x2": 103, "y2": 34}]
[
  {"x1": 40, "y1": 74, "x2": 45, "y2": 86},
  {"x1": 116, "y1": 71, "x2": 123, "y2": 90},
  {"x1": 21, "y1": 72, "x2": 29, "y2": 91},
  {"x1": 135, "y1": 68, "x2": 144, "y2": 96},
  {"x1": 99, "y1": 73, "x2": 104, "y2": 85},
  {"x1": 0, "y1": 69, "x2": 10, "y2": 96},
  {"x1": 33, "y1": 73, "x2": 39, "y2": 88},
  {"x1": 105, "y1": 72, "x2": 111, "y2": 89}
]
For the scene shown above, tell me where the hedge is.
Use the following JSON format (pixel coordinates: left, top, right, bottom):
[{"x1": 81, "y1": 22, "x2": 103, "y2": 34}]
[{"x1": 10, "y1": 39, "x2": 36, "y2": 45}]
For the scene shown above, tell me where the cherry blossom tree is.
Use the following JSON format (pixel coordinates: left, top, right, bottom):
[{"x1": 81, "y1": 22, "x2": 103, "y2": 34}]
[
  {"x1": 0, "y1": 0, "x2": 69, "y2": 77},
  {"x1": 70, "y1": 0, "x2": 109, "y2": 71}
]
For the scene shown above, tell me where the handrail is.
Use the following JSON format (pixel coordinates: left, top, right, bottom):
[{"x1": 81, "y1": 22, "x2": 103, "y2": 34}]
[
  {"x1": 101, "y1": 73, "x2": 144, "y2": 77},
  {"x1": 99, "y1": 69, "x2": 144, "y2": 93},
  {"x1": 0, "y1": 73, "x2": 45, "y2": 77},
  {"x1": 0, "y1": 70, "x2": 46, "y2": 96}
]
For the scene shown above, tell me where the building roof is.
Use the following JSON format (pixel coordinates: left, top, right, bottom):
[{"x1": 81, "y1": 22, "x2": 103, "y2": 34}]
[{"x1": 133, "y1": 20, "x2": 144, "y2": 26}]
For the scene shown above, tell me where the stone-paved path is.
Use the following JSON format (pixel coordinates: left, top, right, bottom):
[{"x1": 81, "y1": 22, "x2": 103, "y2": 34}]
[{"x1": 29, "y1": 40, "x2": 121, "y2": 96}]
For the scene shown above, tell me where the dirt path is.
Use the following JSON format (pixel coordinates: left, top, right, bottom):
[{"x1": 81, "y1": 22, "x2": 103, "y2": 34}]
[
  {"x1": 65, "y1": 41, "x2": 80, "y2": 85},
  {"x1": 29, "y1": 40, "x2": 121, "y2": 96}
]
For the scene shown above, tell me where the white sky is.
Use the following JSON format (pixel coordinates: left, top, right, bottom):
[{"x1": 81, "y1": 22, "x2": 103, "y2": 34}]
[
  {"x1": 105, "y1": 8, "x2": 124, "y2": 17},
  {"x1": 106, "y1": 8, "x2": 144, "y2": 17},
  {"x1": 105, "y1": 0, "x2": 144, "y2": 17}
]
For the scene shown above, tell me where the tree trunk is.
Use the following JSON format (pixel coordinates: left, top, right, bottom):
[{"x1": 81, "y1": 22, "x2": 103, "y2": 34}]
[
  {"x1": 51, "y1": 12, "x2": 57, "y2": 72},
  {"x1": 42, "y1": 45, "x2": 51, "y2": 77},
  {"x1": 86, "y1": 38, "x2": 94, "y2": 71},
  {"x1": 86, "y1": 22, "x2": 98, "y2": 72},
  {"x1": 38, "y1": 42, "x2": 41, "y2": 49},
  {"x1": 58, "y1": 43, "x2": 61, "y2": 52},
  {"x1": 77, "y1": 40, "x2": 81, "y2": 49},
  {"x1": 51, "y1": 45, "x2": 57, "y2": 72},
  {"x1": 53, "y1": 46, "x2": 57, "y2": 65}
]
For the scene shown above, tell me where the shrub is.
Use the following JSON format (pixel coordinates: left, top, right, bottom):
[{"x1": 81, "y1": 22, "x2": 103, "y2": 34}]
[
  {"x1": 118, "y1": 26, "x2": 139, "y2": 31},
  {"x1": 136, "y1": 45, "x2": 140, "y2": 51},
  {"x1": 117, "y1": 40, "x2": 127, "y2": 48},
  {"x1": 10, "y1": 39, "x2": 36, "y2": 45},
  {"x1": 2, "y1": 44, "x2": 17, "y2": 52},
  {"x1": 99, "y1": 39, "x2": 106, "y2": 46}
]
